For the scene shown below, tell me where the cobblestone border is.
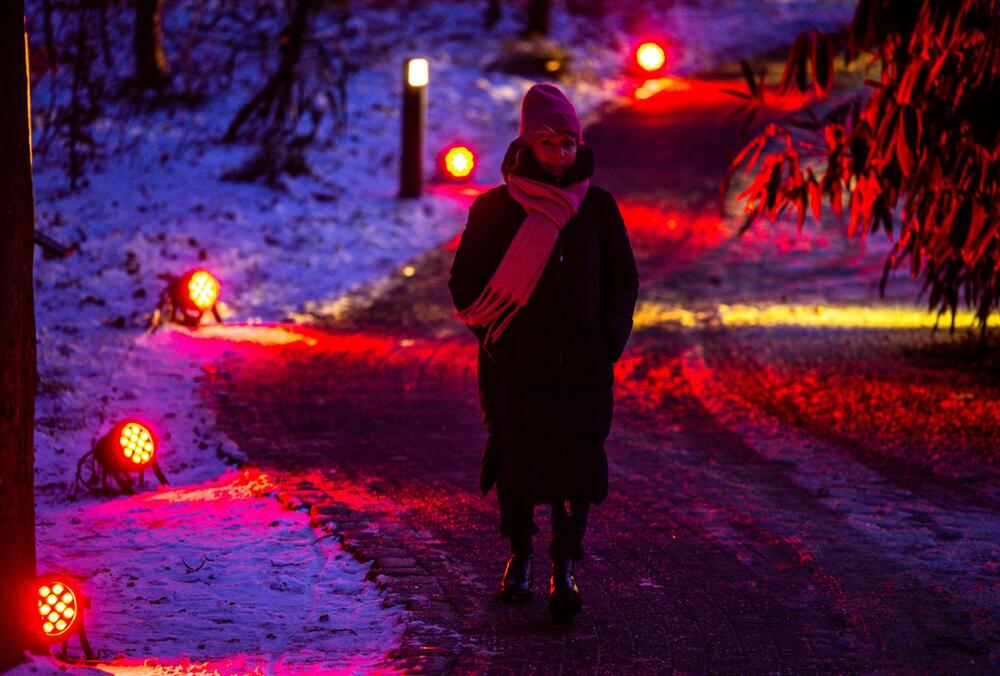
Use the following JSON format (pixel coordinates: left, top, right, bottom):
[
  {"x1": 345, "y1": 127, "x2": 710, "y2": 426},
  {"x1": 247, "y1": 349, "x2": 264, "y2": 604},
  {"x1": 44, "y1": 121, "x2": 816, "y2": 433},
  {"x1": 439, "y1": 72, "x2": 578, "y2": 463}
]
[{"x1": 273, "y1": 480, "x2": 462, "y2": 673}]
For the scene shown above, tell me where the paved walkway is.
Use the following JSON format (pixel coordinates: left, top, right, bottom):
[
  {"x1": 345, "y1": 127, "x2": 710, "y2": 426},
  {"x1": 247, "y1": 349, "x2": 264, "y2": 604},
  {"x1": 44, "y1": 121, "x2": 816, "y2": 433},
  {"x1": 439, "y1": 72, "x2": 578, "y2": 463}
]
[{"x1": 200, "y1": 73, "x2": 1000, "y2": 672}]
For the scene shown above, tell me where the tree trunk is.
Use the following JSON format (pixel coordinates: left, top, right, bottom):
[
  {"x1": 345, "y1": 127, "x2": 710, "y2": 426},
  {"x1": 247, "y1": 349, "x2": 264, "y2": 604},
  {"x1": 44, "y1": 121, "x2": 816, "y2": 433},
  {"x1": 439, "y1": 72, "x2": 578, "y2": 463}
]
[
  {"x1": 0, "y1": 0, "x2": 39, "y2": 669},
  {"x1": 135, "y1": 0, "x2": 169, "y2": 87},
  {"x1": 224, "y1": 0, "x2": 314, "y2": 143},
  {"x1": 524, "y1": 0, "x2": 550, "y2": 36},
  {"x1": 485, "y1": 0, "x2": 501, "y2": 29},
  {"x1": 568, "y1": 0, "x2": 604, "y2": 17}
]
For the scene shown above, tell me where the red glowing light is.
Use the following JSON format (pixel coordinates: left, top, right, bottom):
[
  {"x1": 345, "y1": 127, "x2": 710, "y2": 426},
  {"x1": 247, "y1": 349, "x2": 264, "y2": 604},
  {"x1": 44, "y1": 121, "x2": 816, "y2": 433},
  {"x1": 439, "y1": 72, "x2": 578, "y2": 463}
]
[
  {"x1": 187, "y1": 270, "x2": 220, "y2": 311},
  {"x1": 118, "y1": 421, "x2": 156, "y2": 466},
  {"x1": 90, "y1": 419, "x2": 167, "y2": 491},
  {"x1": 150, "y1": 269, "x2": 224, "y2": 330},
  {"x1": 636, "y1": 42, "x2": 666, "y2": 72},
  {"x1": 443, "y1": 145, "x2": 475, "y2": 179},
  {"x1": 37, "y1": 580, "x2": 80, "y2": 640}
]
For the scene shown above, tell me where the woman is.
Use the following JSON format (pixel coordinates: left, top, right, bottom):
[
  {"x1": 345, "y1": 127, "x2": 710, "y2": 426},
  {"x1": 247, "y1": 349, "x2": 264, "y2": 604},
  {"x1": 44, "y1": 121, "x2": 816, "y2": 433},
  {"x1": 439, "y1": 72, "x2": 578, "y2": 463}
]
[{"x1": 448, "y1": 83, "x2": 639, "y2": 623}]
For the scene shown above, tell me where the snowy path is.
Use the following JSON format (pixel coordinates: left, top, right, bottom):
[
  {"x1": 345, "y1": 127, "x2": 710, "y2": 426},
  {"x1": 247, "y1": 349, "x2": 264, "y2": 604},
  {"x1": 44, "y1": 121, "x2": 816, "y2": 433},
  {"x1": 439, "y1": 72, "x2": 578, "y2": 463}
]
[
  {"x1": 196, "y1": 73, "x2": 1000, "y2": 672},
  {"x1": 30, "y1": 0, "x2": 998, "y2": 671}
]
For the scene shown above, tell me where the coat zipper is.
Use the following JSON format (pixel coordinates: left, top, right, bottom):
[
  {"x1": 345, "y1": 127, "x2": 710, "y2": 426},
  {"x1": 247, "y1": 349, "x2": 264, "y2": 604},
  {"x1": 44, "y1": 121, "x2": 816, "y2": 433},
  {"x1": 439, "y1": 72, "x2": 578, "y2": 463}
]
[{"x1": 557, "y1": 233, "x2": 571, "y2": 518}]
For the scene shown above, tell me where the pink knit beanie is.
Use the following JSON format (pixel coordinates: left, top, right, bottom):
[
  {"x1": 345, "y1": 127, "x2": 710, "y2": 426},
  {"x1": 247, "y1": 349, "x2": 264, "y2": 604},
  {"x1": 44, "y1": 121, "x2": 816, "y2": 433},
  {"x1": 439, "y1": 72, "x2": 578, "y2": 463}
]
[{"x1": 517, "y1": 83, "x2": 582, "y2": 144}]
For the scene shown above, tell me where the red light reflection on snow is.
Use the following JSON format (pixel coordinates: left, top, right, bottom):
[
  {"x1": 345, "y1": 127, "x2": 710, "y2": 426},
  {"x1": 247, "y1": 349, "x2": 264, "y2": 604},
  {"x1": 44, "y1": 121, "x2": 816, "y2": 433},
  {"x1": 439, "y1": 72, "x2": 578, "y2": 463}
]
[
  {"x1": 83, "y1": 470, "x2": 277, "y2": 530},
  {"x1": 618, "y1": 200, "x2": 729, "y2": 274},
  {"x1": 95, "y1": 652, "x2": 385, "y2": 675},
  {"x1": 613, "y1": 351, "x2": 684, "y2": 416},
  {"x1": 144, "y1": 469, "x2": 275, "y2": 504},
  {"x1": 710, "y1": 356, "x2": 1000, "y2": 480},
  {"x1": 96, "y1": 656, "x2": 268, "y2": 675},
  {"x1": 633, "y1": 75, "x2": 689, "y2": 100},
  {"x1": 160, "y1": 318, "x2": 478, "y2": 395},
  {"x1": 615, "y1": 328, "x2": 999, "y2": 487},
  {"x1": 183, "y1": 324, "x2": 318, "y2": 347},
  {"x1": 162, "y1": 323, "x2": 478, "y2": 385},
  {"x1": 196, "y1": 326, "x2": 487, "y2": 529},
  {"x1": 279, "y1": 331, "x2": 477, "y2": 380},
  {"x1": 631, "y1": 76, "x2": 813, "y2": 113},
  {"x1": 426, "y1": 183, "x2": 487, "y2": 209}
]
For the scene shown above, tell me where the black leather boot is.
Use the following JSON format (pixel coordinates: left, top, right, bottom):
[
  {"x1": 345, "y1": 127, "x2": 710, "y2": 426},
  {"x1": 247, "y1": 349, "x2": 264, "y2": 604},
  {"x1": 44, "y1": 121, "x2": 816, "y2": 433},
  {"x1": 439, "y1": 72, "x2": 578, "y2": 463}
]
[
  {"x1": 500, "y1": 552, "x2": 533, "y2": 603},
  {"x1": 548, "y1": 558, "x2": 582, "y2": 623}
]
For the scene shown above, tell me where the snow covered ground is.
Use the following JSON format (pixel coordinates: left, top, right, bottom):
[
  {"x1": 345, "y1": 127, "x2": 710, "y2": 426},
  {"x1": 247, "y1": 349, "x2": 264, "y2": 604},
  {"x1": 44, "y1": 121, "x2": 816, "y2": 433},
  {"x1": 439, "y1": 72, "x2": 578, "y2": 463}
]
[{"x1": 16, "y1": 0, "x2": 856, "y2": 673}]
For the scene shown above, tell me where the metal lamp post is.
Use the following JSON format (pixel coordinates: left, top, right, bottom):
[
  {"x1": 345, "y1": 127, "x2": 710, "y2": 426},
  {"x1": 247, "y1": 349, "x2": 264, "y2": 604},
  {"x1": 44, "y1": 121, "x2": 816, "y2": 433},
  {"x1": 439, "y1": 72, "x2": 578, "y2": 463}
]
[{"x1": 400, "y1": 57, "x2": 428, "y2": 198}]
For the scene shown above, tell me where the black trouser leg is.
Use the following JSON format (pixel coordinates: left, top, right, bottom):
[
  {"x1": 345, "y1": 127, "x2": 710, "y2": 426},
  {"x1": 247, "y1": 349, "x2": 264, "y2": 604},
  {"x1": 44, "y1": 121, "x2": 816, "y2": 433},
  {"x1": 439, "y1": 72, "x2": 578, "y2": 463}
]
[
  {"x1": 496, "y1": 479, "x2": 538, "y2": 555},
  {"x1": 549, "y1": 501, "x2": 590, "y2": 562}
]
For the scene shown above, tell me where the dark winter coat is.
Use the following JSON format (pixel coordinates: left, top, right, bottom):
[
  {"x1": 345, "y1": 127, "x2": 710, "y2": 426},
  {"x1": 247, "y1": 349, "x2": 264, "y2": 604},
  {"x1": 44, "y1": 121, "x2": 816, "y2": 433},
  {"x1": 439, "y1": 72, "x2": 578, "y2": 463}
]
[{"x1": 448, "y1": 141, "x2": 639, "y2": 507}]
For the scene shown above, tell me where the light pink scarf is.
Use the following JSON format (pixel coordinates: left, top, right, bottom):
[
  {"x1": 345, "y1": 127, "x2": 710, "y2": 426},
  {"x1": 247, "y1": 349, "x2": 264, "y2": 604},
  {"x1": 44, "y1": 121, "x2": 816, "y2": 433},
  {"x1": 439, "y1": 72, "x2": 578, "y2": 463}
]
[{"x1": 457, "y1": 175, "x2": 589, "y2": 346}]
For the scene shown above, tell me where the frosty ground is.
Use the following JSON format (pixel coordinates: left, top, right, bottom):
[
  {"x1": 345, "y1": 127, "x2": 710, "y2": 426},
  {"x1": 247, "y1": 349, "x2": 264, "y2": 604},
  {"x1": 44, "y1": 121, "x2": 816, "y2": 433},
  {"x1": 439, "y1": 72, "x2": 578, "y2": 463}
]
[{"x1": 10, "y1": 0, "x2": 889, "y2": 673}]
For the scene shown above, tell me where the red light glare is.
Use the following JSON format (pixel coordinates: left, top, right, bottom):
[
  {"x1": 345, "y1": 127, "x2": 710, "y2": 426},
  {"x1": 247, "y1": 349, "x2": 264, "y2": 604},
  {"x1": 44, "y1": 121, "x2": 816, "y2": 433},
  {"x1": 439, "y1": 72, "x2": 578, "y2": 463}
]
[
  {"x1": 118, "y1": 421, "x2": 156, "y2": 466},
  {"x1": 443, "y1": 145, "x2": 475, "y2": 179},
  {"x1": 87, "y1": 418, "x2": 170, "y2": 492},
  {"x1": 187, "y1": 270, "x2": 219, "y2": 311},
  {"x1": 636, "y1": 42, "x2": 666, "y2": 72},
  {"x1": 37, "y1": 580, "x2": 80, "y2": 640}
]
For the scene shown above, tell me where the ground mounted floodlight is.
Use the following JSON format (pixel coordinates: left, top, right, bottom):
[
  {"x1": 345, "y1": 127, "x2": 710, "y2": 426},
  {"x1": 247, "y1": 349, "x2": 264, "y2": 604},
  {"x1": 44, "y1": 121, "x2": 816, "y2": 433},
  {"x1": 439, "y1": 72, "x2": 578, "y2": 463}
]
[
  {"x1": 441, "y1": 145, "x2": 476, "y2": 181},
  {"x1": 34, "y1": 577, "x2": 94, "y2": 660},
  {"x1": 77, "y1": 420, "x2": 169, "y2": 494},
  {"x1": 635, "y1": 41, "x2": 667, "y2": 73},
  {"x1": 149, "y1": 268, "x2": 222, "y2": 331},
  {"x1": 400, "y1": 57, "x2": 428, "y2": 198}
]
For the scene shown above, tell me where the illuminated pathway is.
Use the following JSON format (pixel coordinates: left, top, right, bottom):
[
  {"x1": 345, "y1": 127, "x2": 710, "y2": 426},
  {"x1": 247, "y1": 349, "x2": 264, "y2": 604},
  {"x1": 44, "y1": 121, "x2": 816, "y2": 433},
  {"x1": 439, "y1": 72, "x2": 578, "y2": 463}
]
[{"x1": 199, "y1": 72, "x2": 1000, "y2": 672}]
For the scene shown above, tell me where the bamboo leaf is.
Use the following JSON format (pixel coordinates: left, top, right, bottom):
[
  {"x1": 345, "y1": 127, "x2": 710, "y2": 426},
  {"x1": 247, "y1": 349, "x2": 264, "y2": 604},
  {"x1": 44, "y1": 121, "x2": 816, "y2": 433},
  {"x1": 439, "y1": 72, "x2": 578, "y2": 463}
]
[
  {"x1": 831, "y1": 180, "x2": 843, "y2": 219},
  {"x1": 781, "y1": 33, "x2": 809, "y2": 94},
  {"x1": 765, "y1": 162, "x2": 783, "y2": 210},
  {"x1": 895, "y1": 106, "x2": 915, "y2": 176},
  {"x1": 796, "y1": 38, "x2": 811, "y2": 94},
  {"x1": 962, "y1": 202, "x2": 989, "y2": 265},
  {"x1": 808, "y1": 176, "x2": 823, "y2": 221},
  {"x1": 811, "y1": 30, "x2": 835, "y2": 99},
  {"x1": 728, "y1": 134, "x2": 765, "y2": 173},
  {"x1": 740, "y1": 59, "x2": 758, "y2": 99},
  {"x1": 726, "y1": 101, "x2": 751, "y2": 123},
  {"x1": 737, "y1": 208, "x2": 759, "y2": 236}
]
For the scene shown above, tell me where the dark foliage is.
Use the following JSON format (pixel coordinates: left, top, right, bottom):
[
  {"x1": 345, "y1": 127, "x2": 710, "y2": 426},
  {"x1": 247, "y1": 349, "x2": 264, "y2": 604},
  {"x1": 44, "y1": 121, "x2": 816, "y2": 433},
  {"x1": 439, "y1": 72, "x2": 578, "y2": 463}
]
[
  {"x1": 30, "y1": 1, "x2": 109, "y2": 191},
  {"x1": 723, "y1": 0, "x2": 1000, "y2": 330},
  {"x1": 223, "y1": 0, "x2": 350, "y2": 182},
  {"x1": 488, "y1": 36, "x2": 570, "y2": 78},
  {"x1": 523, "y1": 0, "x2": 551, "y2": 37},
  {"x1": 484, "y1": 0, "x2": 501, "y2": 29},
  {"x1": 26, "y1": 0, "x2": 353, "y2": 189}
]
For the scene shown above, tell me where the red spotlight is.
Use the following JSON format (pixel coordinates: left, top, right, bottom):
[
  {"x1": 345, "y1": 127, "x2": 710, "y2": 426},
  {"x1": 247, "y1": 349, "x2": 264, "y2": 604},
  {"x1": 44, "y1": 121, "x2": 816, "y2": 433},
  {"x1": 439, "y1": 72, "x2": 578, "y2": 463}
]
[
  {"x1": 77, "y1": 419, "x2": 169, "y2": 494},
  {"x1": 186, "y1": 270, "x2": 219, "y2": 312},
  {"x1": 150, "y1": 268, "x2": 222, "y2": 331},
  {"x1": 635, "y1": 41, "x2": 667, "y2": 73},
  {"x1": 441, "y1": 145, "x2": 476, "y2": 181},
  {"x1": 34, "y1": 576, "x2": 94, "y2": 660}
]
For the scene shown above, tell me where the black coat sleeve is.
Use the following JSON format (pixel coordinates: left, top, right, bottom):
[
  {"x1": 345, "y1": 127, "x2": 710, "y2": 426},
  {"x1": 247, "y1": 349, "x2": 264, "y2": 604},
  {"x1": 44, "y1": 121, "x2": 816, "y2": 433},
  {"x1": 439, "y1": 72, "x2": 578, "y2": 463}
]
[
  {"x1": 598, "y1": 192, "x2": 639, "y2": 363},
  {"x1": 448, "y1": 194, "x2": 503, "y2": 346}
]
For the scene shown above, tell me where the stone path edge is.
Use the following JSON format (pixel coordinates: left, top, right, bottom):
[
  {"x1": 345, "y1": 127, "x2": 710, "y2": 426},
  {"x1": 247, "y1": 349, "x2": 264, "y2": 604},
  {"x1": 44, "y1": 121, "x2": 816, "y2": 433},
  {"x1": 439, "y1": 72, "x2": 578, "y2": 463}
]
[{"x1": 269, "y1": 474, "x2": 463, "y2": 673}]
